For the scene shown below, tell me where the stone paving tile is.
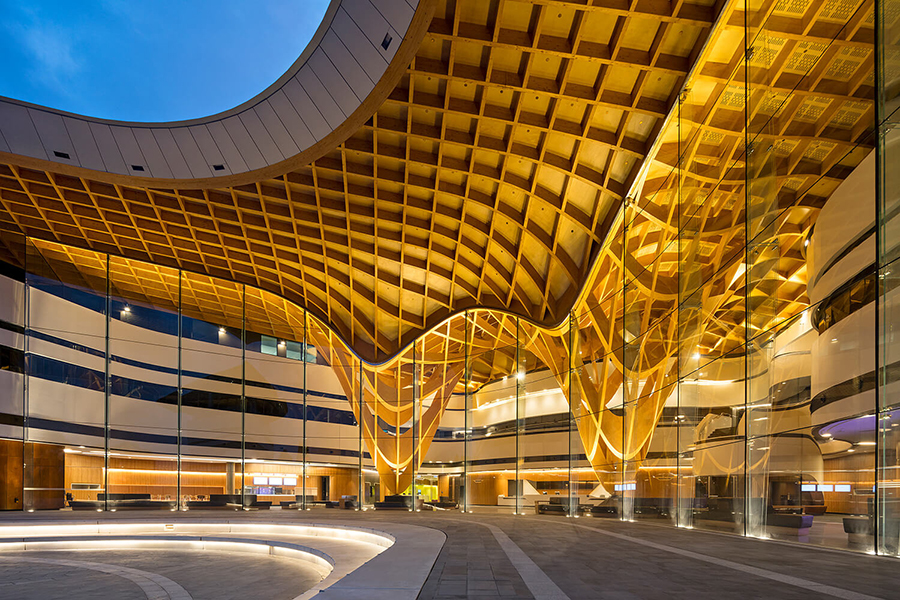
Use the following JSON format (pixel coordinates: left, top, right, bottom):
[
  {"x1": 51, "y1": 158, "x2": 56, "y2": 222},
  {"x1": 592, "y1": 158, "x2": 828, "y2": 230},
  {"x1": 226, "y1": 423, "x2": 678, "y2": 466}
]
[
  {"x1": 0, "y1": 562, "x2": 143, "y2": 600},
  {"x1": 0, "y1": 549, "x2": 322, "y2": 600},
  {"x1": 412, "y1": 518, "x2": 535, "y2": 600}
]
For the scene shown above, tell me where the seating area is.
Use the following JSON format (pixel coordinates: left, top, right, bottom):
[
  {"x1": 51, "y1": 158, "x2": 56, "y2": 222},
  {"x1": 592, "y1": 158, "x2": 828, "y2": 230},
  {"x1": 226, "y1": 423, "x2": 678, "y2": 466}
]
[
  {"x1": 426, "y1": 496, "x2": 458, "y2": 509},
  {"x1": 69, "y1": 493, "x2": 175, "y2": 510},
  {"x1": 374, "y1": 495, "x2": 414, "y2": 510},
  {"x1": 186, "y1": 494, "x2": 270, "y2": 510},
  {"x1": 632, "y1": 497, "x2": 673, "y2": 518},
  {"x1": 534, "y1": 497, "x2": 579, "y2": 515}
]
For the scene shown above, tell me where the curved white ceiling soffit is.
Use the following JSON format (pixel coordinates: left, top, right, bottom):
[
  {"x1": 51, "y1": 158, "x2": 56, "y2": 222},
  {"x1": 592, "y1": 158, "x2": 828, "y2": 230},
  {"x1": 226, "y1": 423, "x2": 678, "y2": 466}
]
[{"x1": 0, "y1": 0, "x2": 431, "y2": 188}]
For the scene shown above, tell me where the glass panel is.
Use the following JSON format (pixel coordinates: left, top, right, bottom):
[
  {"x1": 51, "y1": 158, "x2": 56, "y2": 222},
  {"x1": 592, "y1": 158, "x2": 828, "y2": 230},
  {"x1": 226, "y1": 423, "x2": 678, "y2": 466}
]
[
  {"x1": 566, "y1": 314, "x2": 590, "y2": 519},
  {"x1": 397, "y1": 343, "x2": 416, "y2": 509},
  {"x1": 415, "y1": 316, "x2": 466, "y2": 512},
  {"x1": 466, "y1": 311, "x2": 518, "y2": 514},
  {"x1": 0, "y1": 231, "x2": 25, "y2": 511},
  {"x1": 518, "y1": 319, "x2": 570, "y2": 518},
  {"x1": 25, "y1": 240, "x2": 107, "y2": 511},
  {"x1": 242, "y1": 287, "x2": 308, "y2": 511},
  {"x1": 879, "y1": 0, "x2": 900, "y2": 557},
  {"x1": 106, "y1": 256, "x2": 179, "y2": 511},
  {"x1": 305, "y1": 314, "x2": 360, "y2": 508},
  {"x1": 179, "y1": 272, "x2": 244, "y2": 510},
  {"x1": 572, "y1": 288, "x2": 624, "y2": 519},
  {"x1": 746, "y1": 0, "x2": 877, "y2": 551}
]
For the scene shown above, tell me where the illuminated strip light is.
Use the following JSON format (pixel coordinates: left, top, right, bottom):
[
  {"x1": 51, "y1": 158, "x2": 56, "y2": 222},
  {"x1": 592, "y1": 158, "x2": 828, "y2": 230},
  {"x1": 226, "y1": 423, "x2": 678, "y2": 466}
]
[
  {"x1": 108, "y1": 469, "x2": 307, "y2": 481},
  {"x1": 0, "y1": 522, "x2": 395, "y2": 550},
  {"x1": 639, "y1": 465, "x2": 692, "y2": 470},
  {"x1": 473, "y1": 388, "x2": 564, "y2": 411},
  {"x1": 466, "y1": 467, "x2": 598, "y2": 475},
  {"x1": 107, "y1": 468, "x2": 226, "y2": 476},
  {"x1": 66, "y1": 448, "x2": 355, "y2": 470}
]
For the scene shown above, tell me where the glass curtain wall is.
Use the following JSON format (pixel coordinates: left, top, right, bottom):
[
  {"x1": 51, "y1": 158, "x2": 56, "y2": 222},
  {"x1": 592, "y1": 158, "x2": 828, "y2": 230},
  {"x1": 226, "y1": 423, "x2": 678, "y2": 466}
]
[
  {"x1": 243, "y1": 288, "x2": 308, "y2": 511},
  {"x1": 0, "y1": 240, "x2": 349, "y2": 513},
  {"x1": 179, "y1": 273, "x2": 244, "y2": 509},
  {"x1": 26, "y1": 241, "x2": 108, "y2": 511},
  {"x1": 106, "y1": 257, "x2": 180, "y2": 510},
  {"x1": 878, "y1": 0, "x2": 900, "y2": 557},
  {"x1": 0, "y1": 232, "x2": 26, "y2": 512}
]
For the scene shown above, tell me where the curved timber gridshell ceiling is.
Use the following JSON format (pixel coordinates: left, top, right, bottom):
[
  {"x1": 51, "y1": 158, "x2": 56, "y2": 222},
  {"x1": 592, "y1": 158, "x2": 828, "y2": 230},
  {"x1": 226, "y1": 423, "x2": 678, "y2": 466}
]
[{"x1": 1, "y1": 0, "x2": 860, "y2": 364}]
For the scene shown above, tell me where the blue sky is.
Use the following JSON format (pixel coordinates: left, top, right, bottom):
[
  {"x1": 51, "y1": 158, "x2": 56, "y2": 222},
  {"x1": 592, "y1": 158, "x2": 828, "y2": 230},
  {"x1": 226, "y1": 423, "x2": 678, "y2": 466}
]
[{"x1": 0, "y1": 0, "x2": 330, "y2": 122}]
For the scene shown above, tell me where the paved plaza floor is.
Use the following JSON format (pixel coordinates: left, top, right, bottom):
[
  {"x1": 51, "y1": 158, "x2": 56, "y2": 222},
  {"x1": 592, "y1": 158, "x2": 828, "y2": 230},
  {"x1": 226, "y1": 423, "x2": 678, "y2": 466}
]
[{"x1": 0, "y1": 509, "x2": 895, "y2": 599}]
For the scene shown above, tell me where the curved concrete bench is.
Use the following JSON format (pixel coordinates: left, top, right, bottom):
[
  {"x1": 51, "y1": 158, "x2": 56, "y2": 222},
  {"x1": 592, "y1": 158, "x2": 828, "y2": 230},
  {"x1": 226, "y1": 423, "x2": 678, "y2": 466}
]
[{"x1": 0, "y1": 519, "x2": 443, "y2": 599}]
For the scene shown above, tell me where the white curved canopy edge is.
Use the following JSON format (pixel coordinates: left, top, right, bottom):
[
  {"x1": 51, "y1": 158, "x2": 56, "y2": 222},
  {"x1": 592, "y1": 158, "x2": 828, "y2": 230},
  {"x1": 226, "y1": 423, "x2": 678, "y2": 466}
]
[{"x1": 0, "y1": 0, "x2": 418, "y2": 181}]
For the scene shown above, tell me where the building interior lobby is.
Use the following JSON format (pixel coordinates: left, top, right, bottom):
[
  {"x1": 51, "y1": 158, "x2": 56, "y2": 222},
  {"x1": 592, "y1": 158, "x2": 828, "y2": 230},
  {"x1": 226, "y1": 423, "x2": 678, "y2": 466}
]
[{"x1": 1, "y1": 0, "x2": 900, "y2": 597}]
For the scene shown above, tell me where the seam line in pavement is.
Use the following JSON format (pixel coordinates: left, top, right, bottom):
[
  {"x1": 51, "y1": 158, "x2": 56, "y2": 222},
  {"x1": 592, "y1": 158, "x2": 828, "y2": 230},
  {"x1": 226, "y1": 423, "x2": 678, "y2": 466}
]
[
  {"x1": 471, "y1": 521, "x2": 571, "y2": 600},
  {"x1": 0, "y1": 556, "x2": 193, "y2": 600},
  {"x1": 570, "y1": 522, "x2": 884, "y2": 600}
]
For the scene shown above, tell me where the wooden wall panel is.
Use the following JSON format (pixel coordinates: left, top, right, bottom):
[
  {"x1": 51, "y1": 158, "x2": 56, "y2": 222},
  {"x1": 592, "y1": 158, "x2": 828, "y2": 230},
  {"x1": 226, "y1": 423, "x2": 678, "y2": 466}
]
[
  {"x1": 0, "y1": 438, "x2": 23, "y2": 510},
  {"x1": 468, "y1": 474, "x2": 510, "y2": 506},
  {"x1": 64, "y1": 452, "x2": 103, "y2": 501},
  {"x1": 24, "y1": 442, "x2": 64, "y2": 509},
  {"x1": 307, "y1": 466, "x2": 357, "y2": 500},
  {"x1": 823, "y1": 453, "x2": 876, "y2": 515}
]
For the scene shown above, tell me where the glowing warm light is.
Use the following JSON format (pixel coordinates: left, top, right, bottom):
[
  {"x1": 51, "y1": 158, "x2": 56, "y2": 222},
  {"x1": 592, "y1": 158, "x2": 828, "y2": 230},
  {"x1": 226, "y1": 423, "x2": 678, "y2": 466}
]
[
  {"x1": 681, "y1": 379, "x2": 734, "y2": 386},
  {"x1": 108, "y1": 468, "x2": 226, "y2": 476},
  {"x1": 639, "y1": 465, "x2": 691, "y2": 470}
]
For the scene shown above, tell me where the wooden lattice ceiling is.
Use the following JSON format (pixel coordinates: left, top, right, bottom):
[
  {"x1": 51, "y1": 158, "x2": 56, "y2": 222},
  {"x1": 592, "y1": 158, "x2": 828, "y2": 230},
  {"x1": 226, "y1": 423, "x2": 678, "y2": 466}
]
[{"x1": 0, "y1": 0, "x2": 720, "y2": 362}]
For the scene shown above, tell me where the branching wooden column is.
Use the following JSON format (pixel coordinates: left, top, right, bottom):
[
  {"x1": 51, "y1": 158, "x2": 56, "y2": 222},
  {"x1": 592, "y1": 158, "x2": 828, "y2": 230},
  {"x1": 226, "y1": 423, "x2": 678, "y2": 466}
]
[{"x1": 309, "y1": 320, "x2": 464, "y2": 496}]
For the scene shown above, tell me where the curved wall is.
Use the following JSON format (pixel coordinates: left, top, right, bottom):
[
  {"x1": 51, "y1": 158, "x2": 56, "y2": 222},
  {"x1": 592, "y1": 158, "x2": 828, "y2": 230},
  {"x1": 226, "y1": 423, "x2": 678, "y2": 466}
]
[
  {"x1": 808, "y1": 152, "x2": 875, "y2": 305},
  {"x1": 0, "y1": 0, "x2": 419, "y2": 181},
  {"x1": 0, "y1": 270, "x2": 363, "y2": 465}
]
